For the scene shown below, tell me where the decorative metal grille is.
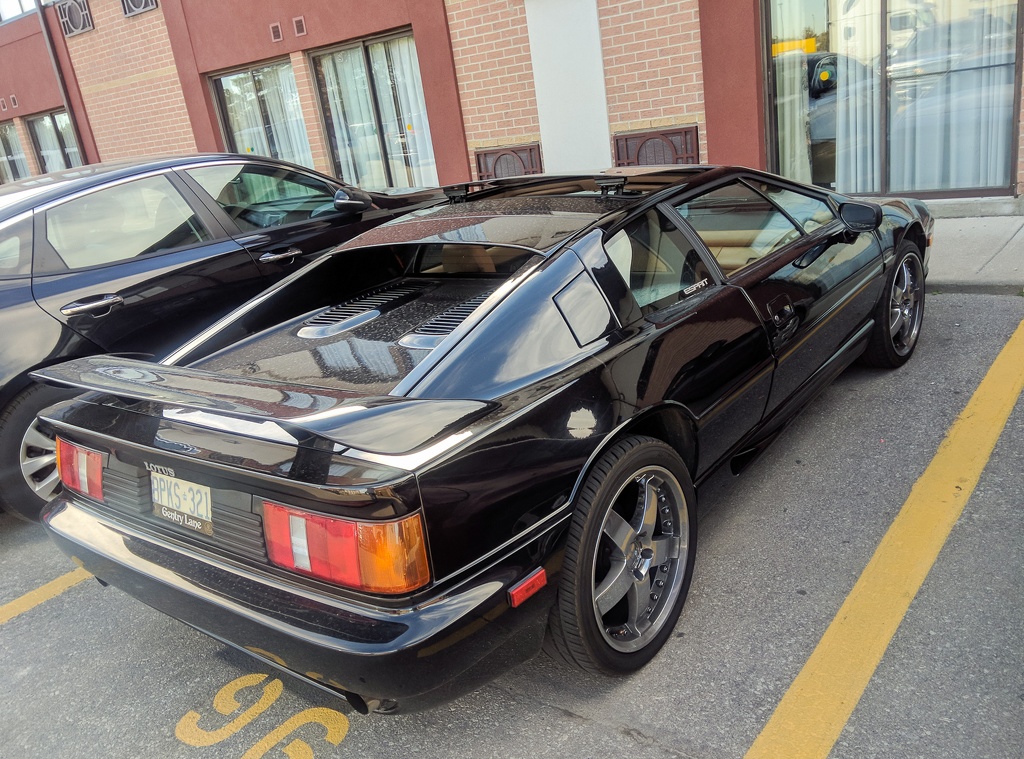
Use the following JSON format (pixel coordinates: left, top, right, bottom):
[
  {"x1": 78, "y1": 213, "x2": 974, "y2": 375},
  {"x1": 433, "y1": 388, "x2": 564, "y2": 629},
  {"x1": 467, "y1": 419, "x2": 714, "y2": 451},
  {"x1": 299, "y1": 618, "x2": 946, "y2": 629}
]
[
  {"x1": 120, "y1": 0, "x2": 157, "y2": 18},
  {"x1": 613, "y1": 127, "x2": 699, "y2": 167},
  {"x1": 475, "y1": 144, "x2": 543, "y2": 180},
  {"x1": 57, "y1": 0, "x2": 93, "y2": 37}
]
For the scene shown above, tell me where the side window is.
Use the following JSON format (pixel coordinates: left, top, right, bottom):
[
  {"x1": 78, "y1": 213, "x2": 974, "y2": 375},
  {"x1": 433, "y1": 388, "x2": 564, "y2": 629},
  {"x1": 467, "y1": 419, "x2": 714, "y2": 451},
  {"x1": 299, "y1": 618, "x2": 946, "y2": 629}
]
[
  {"x1": 754, "y1": 181, "x2": 835, "y2": 233},
  {"x1": 0, "y1": 214, "x2": 32, "y2": 277},
  {"x1": 606, "y1": 208, "x2": 711, "y2": 311},
  {"x1": 187, "y1": 164, "x2": 337, "y2": 231},
  {"x1": 674, "y1": 181, "x2": 801, "y2": 276},
  {"x1": 45, "y1": 175, "x2": 212, "y2": 270}
]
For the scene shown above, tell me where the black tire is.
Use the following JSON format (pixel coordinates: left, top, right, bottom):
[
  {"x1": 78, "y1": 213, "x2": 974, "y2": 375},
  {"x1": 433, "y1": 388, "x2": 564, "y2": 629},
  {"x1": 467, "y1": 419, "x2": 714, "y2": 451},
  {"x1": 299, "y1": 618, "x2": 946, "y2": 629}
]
[
  {"x1": 862, "y1": 241, "x2": 925, "y2": 368},
  {"x1": 0, "y1": 383, "x2": 79, "y2": 522},
  {"x1": 546, "y1": 435, "x2": 697, "y2": 675}
]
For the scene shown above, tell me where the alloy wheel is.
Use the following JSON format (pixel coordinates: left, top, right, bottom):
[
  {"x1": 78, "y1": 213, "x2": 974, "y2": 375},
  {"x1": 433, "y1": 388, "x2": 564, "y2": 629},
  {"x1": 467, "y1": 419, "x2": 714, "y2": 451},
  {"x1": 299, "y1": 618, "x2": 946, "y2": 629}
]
[
  {"x1": 888, "y1": 252, "x2": 924, "y2": 357},
  {"x1": 590, "y1": 465, "x2": 689, "y2": 653},
  {"x1": 20, "y1": 420, "x2": 60, "y2": 500}
]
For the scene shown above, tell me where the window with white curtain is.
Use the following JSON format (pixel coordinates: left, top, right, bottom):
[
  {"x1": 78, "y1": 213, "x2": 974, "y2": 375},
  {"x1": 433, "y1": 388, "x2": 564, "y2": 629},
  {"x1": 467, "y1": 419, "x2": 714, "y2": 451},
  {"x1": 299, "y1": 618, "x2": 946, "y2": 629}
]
[
  {"x1": 0, "y1": 122, "x2": 29, "y2": 184},
  {"x1": 768, "y1": 0, "x2": 1017, "y2": 195},
  {"x1": 0, "y1": 0, "x2": 35, "y2": 22},
  {"x1": 313, "y1": 34, "x2": 438, "y2": 189},
  {"x1": 213, "y1": 61, "x2": 314, "y2": 169},
  {"x1": 28, "y1": 111, "x2": 82, "y2": 173}
]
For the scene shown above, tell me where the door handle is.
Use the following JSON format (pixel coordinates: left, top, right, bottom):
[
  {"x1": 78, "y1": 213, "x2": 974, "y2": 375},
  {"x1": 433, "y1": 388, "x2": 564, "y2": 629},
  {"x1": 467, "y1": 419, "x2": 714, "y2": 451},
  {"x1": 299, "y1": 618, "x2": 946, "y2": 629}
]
[
  {"x1": 60, "y1": 294, "x2": 124, "y2": 317},
  {"x1": 258, "y1": 247, "x2": 303, "y2": 264}
]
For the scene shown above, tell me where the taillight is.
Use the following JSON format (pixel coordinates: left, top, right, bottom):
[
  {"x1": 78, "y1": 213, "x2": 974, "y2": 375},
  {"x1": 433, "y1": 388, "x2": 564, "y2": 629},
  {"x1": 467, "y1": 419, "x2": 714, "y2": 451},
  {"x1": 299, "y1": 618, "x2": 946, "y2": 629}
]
[
  {"x1": 262, "y1": 501, "x2": 430, "y2": 594},
  {"x1": 55, "y1": 437, "x2": 104, "y2": 501}
]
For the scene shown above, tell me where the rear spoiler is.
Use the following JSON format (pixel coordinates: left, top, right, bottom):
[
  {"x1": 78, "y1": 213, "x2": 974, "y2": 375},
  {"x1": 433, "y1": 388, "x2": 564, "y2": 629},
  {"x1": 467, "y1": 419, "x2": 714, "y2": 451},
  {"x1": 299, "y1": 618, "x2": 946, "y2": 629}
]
[{"x1": 31, "y1": 356, "x2": 494, "y2": 456}]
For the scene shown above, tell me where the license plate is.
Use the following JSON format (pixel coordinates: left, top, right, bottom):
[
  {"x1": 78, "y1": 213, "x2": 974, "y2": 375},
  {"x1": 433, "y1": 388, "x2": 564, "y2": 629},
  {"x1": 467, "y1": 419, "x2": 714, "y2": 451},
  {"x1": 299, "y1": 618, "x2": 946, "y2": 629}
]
[{"x1": 151, "y1": 471, "x2": 213, "y2": 535}]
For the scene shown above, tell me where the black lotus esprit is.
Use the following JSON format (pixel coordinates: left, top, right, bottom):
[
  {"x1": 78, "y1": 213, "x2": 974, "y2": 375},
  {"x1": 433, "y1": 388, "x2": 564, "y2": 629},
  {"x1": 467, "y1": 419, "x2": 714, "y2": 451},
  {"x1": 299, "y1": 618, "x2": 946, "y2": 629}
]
[{"x1": 33, "y1": 166, "x2": 931, "y2": 713}]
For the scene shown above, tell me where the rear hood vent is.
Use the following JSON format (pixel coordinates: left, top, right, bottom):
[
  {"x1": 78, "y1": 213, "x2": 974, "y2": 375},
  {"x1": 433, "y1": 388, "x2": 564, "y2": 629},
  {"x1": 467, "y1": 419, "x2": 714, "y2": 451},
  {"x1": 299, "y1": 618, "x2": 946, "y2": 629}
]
[
  {"x1": 399, "y1": 289, "x2": 495, "y2": 349},
  {"x1": 298, "y1": 282, "x2": 429, "y2": 339}
]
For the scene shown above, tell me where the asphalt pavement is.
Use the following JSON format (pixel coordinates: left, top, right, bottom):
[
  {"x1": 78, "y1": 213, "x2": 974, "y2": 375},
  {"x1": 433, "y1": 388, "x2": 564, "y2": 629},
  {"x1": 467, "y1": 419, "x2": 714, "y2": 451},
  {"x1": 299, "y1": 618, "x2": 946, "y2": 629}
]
[{"x1": 2, "y1": 289, "x2": 1022, "y2": 759}]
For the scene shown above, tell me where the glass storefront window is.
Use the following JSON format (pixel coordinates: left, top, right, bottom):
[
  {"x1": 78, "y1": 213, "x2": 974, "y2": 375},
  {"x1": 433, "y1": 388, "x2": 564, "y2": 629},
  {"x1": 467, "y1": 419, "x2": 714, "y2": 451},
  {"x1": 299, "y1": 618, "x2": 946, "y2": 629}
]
[
  {"x1": 314, "y1": 34, "x2": 438, "y2": 189},
  {"x1": 0, "y1": 122, "x2": 29, "y2": 184},
  {"x1": 214, "y1": 61, "x2": 314, "y2": 169},
  {"x1": 768, "y1": 0, "x2": 1018, "y2": 194},
  {"x1": 28, "y1": 111, "x2": 83, "y2": 173},
  {"x1": 0, "y1": 0, "x2": 35, "y2": 22}
]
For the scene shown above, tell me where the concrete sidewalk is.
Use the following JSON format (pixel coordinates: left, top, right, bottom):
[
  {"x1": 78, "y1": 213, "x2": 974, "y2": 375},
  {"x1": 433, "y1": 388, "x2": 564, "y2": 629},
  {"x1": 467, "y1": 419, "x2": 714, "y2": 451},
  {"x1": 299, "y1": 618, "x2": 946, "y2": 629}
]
[
  {"x1": 927, "y1": 215, "x2": 1024, "y2": 295},
  {"x1": 923, "y1": 197, "x2": 1024, "y2": 295}
]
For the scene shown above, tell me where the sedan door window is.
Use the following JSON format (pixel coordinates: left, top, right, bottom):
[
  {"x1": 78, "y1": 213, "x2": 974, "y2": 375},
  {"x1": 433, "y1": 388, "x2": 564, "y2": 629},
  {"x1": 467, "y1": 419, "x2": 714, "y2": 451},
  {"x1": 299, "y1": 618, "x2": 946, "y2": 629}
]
[
  {"x1": 187, "y1": 164, "x2": 337, "y2": 231},
  {"x1": 674, "y1": 181, "x2": 802, "y2": 275},
  {"x1": 606, "y1": 208, "x2": 711, "y2": 312},
  {"x1": 45, "y1": 175, "x2": 212, "y2": 270}
]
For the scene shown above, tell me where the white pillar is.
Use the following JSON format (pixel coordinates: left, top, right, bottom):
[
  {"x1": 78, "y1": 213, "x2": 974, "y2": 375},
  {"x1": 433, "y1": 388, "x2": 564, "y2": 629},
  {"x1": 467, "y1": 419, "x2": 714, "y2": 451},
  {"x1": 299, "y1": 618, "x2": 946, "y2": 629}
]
[{"x1": 523, "y1": 0, "x2": 612, "y2": 172}]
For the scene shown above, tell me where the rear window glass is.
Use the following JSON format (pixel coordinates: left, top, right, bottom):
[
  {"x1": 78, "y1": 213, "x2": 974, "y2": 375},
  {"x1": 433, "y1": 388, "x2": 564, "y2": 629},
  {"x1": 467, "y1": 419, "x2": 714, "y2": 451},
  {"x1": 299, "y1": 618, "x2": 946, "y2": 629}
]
[{"x1": 414, "y1": 244, "x2": 537, "y2": 276}]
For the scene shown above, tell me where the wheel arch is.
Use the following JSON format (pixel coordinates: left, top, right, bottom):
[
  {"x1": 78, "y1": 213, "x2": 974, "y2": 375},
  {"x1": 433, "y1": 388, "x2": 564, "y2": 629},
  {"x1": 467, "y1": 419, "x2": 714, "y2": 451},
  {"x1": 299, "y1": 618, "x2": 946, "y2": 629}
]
[
  {"x1": 895, "y1": 221, "x2": 927, "y2": 262},
  {"x1": 567, "y1": 402, "x2": 699, "y2": 509}
]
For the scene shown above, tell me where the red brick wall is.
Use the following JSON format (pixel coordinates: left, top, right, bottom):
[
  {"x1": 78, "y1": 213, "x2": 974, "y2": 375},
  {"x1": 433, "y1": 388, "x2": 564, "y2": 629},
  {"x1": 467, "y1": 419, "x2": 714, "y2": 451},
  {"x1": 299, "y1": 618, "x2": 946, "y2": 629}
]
[
  {"x1": 445, "y1": 0, "x2": 540, "y2": 176},
  {"x1": 63, "y1": 0, "x2": 195, "y2": 160},
  {"x1": 597, "y1": 0, "x2": 707, "y2": 163}
]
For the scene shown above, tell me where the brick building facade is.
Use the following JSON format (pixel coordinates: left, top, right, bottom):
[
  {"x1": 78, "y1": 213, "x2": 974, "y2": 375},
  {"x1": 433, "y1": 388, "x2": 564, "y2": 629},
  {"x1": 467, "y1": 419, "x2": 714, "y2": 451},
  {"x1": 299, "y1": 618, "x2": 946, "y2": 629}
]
[{"x1": 0, "y1": 0, "x2": 1021, "y2": 199}]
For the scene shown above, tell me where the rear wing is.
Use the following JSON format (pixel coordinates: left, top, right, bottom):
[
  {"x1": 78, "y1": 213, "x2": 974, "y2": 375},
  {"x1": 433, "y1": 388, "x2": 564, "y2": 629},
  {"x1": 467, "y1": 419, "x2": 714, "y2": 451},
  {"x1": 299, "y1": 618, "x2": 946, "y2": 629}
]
[{"x1": 31, "y1": 356, "x2": 493, "y2": 456}]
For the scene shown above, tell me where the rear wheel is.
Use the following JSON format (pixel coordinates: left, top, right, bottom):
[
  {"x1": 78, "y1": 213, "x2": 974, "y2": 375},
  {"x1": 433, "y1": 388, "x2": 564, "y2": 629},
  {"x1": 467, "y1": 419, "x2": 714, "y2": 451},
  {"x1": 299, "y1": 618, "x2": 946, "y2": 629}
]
[
  {"x1": 862, "y1": 241, "x2": 925, "y2": 368},
  {"x1": 0, "y1": 383, "x2": 78, "y2": 522},
  {"x1": 546, "y1": 435, "x2": 697, "y2": 674}
]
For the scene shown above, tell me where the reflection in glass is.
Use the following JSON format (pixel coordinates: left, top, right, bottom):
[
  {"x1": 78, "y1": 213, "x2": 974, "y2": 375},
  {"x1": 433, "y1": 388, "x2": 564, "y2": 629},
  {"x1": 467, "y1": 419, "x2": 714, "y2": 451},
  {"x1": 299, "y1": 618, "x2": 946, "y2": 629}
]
[
  {"x1": 28, "y1": 111, "x2": 83, "y2": 173},
  {"x1": 888, "y1": 3, "x2": 1017, "y2": 191},
  {"x1": 216, "y1": 63, "x2": 313, "y2": 168},
  {"x1": 0, "y1": 122, "x2": 29, "y2": 184},
  {"x1": 314, "y1": 36, "x2": 437, "y2": 189},
  {"x1": 768, "y1": 0, "x2": 1016, "y2": 194}
]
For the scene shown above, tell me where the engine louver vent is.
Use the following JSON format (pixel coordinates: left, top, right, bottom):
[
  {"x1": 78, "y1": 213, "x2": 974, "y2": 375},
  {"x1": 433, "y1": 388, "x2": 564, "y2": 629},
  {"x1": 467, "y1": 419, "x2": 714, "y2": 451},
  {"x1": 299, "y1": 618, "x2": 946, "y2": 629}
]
[
  {"x1": 298, "y1": 283, "x2": 428, "y2": 339},
  {"x1": 398, "y1": 290, "x2": 495, "y2": 350},
  {"x1": 415, "y1": 290, "x2": 495, "y2": 335}
]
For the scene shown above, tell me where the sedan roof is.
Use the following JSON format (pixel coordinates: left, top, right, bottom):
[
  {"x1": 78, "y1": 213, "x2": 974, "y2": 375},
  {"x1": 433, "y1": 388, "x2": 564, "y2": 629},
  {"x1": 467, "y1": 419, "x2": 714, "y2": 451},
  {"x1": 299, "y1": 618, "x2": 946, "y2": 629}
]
[{"x1": 0, "y1": 153, "x2": 330, "y2": 218}]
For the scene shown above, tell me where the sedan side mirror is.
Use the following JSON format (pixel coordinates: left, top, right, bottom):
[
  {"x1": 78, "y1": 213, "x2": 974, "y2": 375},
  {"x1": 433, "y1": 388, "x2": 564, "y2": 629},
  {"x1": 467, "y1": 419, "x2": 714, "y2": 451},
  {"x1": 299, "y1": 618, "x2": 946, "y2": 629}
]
[
  {"x1": 333, "y1": 187, "x2": 373, "y2": 214},
  {"x1": 838, "y1": 201, "x2": 882, "y2": 232}
]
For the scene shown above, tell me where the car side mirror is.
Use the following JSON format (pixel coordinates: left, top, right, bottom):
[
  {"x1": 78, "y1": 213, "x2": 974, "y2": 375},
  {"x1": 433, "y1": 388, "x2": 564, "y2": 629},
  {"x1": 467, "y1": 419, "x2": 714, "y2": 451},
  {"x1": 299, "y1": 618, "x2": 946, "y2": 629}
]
[
  {"x1": 838, "y1": 201, "x2": 882, "y2": 232},
  {"x1": 333, "y1": 187, "x2": 373, "y2": 214}
]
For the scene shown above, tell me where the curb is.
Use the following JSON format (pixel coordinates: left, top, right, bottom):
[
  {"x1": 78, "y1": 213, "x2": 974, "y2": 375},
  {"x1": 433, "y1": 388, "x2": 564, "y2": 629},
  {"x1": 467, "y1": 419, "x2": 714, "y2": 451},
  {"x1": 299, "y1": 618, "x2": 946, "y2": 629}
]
[{"x1": 927, "y1": 284, "x2": 1024, "y2": 296}]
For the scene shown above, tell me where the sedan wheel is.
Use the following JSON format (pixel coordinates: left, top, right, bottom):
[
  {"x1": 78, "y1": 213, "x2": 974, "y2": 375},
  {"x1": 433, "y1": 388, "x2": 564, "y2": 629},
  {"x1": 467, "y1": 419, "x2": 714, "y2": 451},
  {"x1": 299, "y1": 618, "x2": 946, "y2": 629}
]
[
  {"x1": 20, "y1": 419, "x2": 60, "y2": 501},
  {"x1": 547, "y1": 435, "x2": 697, "y2": 674},
  {"x1": 0, "y1": 383, "x2": 77, "y2": 521}
]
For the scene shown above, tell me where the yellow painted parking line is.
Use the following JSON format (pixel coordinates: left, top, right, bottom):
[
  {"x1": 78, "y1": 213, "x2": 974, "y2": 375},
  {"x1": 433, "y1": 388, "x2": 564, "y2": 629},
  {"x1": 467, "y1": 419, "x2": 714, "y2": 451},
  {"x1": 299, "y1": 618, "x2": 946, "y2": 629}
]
[
  {"x1": 0, "y1": 567, "x2": 92, "y2": 626},
  {"x1": 746, "y1": 319, "x2": 1024, "y2": 759}
]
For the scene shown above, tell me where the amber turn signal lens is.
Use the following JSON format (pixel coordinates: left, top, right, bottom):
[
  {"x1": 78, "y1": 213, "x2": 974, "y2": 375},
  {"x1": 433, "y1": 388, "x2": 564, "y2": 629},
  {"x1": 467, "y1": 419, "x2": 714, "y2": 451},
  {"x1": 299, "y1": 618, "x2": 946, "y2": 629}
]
[{"x1": 263, "y1": 501, "x2": 430, "y2": 594}]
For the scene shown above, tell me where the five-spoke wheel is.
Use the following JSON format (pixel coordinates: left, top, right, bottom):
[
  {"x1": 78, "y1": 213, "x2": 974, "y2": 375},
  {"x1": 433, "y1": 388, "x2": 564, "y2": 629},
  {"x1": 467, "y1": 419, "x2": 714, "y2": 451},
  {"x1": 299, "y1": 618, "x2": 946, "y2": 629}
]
[
  {"x1": 863, "y1": 241, "x2": 925, "y2": 368},
  {"x1": 547, "y1": 435, "x2": 697, "y2": 674}
]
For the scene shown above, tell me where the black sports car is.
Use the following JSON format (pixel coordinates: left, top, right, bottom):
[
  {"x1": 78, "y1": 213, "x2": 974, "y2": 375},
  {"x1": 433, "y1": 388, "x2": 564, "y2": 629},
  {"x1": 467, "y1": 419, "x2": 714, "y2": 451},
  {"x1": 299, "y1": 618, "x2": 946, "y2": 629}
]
[
  {"x1": 34, "y1": 166, "x2": 931, "y2": 713},
  {"x1": 0, "y1": 153, "x2": 440, "y2": 520}
]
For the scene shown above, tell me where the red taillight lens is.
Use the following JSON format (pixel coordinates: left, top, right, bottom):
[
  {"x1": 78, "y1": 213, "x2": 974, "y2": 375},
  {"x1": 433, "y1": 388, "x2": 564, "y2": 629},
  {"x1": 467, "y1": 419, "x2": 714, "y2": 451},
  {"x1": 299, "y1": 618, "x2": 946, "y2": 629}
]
[
  {"x1": 55, "y1": 437, "x2": 104, "y2": 501},
  {"x1": 262, "y1": 501, "x2": 430, "y2": 594}
]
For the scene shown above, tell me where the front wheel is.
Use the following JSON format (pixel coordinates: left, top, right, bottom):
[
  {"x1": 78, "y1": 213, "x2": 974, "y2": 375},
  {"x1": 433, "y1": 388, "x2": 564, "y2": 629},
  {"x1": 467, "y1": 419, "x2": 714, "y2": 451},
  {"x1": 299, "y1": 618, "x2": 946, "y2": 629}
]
[
  {"x1": 862, "y1": 241, "x2": 925, "y2": 368},
  {"x1": 546, "y1": 435, "x2": 697, "y2": 675}
]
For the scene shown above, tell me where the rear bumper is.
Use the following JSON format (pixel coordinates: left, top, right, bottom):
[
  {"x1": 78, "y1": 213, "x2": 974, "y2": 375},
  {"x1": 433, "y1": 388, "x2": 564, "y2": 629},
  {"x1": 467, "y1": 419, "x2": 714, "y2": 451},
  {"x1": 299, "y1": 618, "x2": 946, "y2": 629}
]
[{"x1": 43, "y1": 497, "x2": 557, "y2": 712}]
